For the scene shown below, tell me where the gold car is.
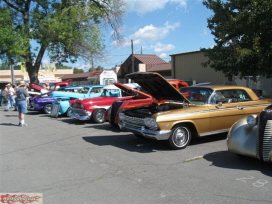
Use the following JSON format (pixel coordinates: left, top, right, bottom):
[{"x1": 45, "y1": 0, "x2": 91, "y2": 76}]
[{"x1": 119, "y1": 72, "x2": 272, "y2": 150}]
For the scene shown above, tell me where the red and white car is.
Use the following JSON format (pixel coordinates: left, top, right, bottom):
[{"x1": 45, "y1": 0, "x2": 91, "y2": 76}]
[{"x1": 69, "y1": 83, "x2": 149, "y2": 123}]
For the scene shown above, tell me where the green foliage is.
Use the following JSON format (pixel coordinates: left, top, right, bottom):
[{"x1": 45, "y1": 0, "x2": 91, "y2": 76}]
[
  {"x1": 0, "y1": 0, "x2": 125, "y2": 83},
  {"x1": 88, "y1": 65, "x2": 104, "y2": 72},
  {"x1": 56, "y1": 64, "x2": 73, "y2": 69},
  {"x1": 0, "y1": 63, "x2": 10, "y2": 70},
  {"x1": 202, "y1": 0, "x2": 272, "y2": 78},
  {"x1": 73, "y1": 68, "x2": 84, "y2": 74}
]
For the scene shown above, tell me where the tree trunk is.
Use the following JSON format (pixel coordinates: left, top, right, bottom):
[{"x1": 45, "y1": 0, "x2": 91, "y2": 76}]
[
  {"x1": 26, "y1": 43, "x2": 47, "y2": 84},
  {"x1": 26, "y1": 62, "x2": 39, "y2": 84}
]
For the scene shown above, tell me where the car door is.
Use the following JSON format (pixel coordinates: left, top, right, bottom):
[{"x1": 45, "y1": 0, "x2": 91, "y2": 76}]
[{"x1": 209, "y1": 89, "x2": 246, "y2": 133}]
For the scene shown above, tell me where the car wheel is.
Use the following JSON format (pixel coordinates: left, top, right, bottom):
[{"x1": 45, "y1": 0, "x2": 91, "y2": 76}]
[
  {"x1": 66, "y1": 108, "x2": 72, "y2": 117},
  {"x1": 43, "y1": 104, "x2": 52, "y2": 114},
  {"x1": 91, "y1": 109, "x2": 106, "y2": 123},
  {"x1": 168, "y1": 125, "x2": 191, "y2": 150}
]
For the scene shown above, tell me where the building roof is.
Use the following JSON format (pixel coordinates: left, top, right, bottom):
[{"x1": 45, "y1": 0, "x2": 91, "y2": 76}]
[
  {"x1": 60, "y1": 71, "x2": 103, "y2": 80},
  {"x1": 133, "y1": 54, "x2": 167, "y2": 64},
  {"x1": 170, "y1": 50, "x2": 201, "y2": 56}
]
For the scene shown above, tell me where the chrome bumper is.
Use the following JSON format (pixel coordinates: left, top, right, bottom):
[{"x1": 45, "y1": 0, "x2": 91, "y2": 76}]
[
  {"x1": 119, "y1": 121, "x2": 171, "y2": 140},
  {"x1": 70, "y1": 108, "x2": 92, "y2": 121}
]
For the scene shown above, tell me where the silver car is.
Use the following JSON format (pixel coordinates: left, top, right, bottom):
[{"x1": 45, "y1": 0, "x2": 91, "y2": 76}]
[{"x1": 227, "y1": 104, "x2": 272, "y2": 162}]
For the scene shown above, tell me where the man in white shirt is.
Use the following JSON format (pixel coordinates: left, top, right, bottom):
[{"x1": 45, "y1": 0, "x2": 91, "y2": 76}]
[{"x1": 5, "y1": 84, "x2": 16, "y2": 111}]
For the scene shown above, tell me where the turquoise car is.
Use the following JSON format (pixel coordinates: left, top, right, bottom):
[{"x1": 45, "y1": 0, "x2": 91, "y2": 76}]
[{"x1": 50, "y1": 85, "x2": 105, "y2": 116}]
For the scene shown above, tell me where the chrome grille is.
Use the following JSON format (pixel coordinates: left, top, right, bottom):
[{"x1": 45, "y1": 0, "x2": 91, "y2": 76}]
[
  {"x1": 263, "y1": 120, "x2": 272, "y2": 162},
  {"x1": 123, "y1": 115, "x2": 145, "y2": 127},
  {"x1": 71, "y1": 108, "x2": 88, "y2": 116}
]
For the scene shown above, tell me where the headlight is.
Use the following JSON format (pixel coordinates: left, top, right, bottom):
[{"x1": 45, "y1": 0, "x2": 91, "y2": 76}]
[
  {"x1": 80, "y1": 104, "x2": 84, "y2": 109},
  {"x1": 144, "y1": 118, "x2": 158, "y2": 129},
  {"x1": 119, "y1": 113, "x2": 125, "y2": 120},
  {"x1": 247, "y1": 115, "x2": 257, "y2": 126}
]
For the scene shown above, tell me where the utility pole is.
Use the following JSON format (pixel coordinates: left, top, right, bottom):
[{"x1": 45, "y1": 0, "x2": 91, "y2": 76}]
[
  {"x1": 10, "y1": 64, "x2": 15, "y2": 85},
  {"x1": 131, "y1": 39, "x2": 134, "y2": 73}
]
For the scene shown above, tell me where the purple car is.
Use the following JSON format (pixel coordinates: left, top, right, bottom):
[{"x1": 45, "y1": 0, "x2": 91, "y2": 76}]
[
  {"x1": 28, "y1": 85, "x2": 105, "y2": 114},
  {"x1": 28, "y1": 92, "x2": 54, "y2": 114}
]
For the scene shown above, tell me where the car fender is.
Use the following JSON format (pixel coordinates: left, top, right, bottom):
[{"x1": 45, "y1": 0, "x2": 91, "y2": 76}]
[{"x1": 227, "y1": 117, "x2": 258, "y2": 158}]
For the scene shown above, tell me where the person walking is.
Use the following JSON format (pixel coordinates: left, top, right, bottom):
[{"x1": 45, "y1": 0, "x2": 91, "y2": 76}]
[
  {"x1": 5, "y1": 84, "x2": 16, "y2": 111},
  {"x1": 16, "y1": 81, "x2": 29, "y2": 127}
]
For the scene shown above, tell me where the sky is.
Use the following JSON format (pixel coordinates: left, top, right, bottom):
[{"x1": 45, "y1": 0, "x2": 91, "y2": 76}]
[{"x1": 62, "y1": 0, "x2": 216, "y2": 71}]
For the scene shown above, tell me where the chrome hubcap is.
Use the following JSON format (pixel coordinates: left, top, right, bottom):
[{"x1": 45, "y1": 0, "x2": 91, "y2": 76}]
[{"x1": 173, "y1": 128, "x2": 188, "y2": 147}]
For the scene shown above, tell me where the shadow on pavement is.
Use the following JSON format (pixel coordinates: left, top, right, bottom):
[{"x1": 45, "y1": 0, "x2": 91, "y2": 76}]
[
  {"x1": 26, "y1": 111, "x2": 42, "y2": 115},
  {"x1": 56, "y1": 117, "x2": 90, "y2": 125},
  {"x1": 0, "y1": 123, "x2": 19, "y2": 126},
  {"x1": 203, "y1": 150, "x2": 272, "y2": 177},
  {"x1": 82, "y1": 132, "x2": 229, "y2": 153},
  {"x1": 82, "y1": 134, "x2": 168, "y2": 153},
  {"x1": 190, "y1": 133, "x2": 227, "y2": 146}
]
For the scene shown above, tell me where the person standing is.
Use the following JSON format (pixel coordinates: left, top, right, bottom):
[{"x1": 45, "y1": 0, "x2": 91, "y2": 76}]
[
  {"x1": 5, "y1": 84, "x2": 16, "y2": 111},
  {"x1": 0, "y1": 89, "x2": 6, "y2": 106},
  {"x1": 256, "y1": 90, "x2": 265, "y2": 99},
  {"x1": 223, "y1": 74, "x2": 237, "y2": 85},
  {"x1": 16, "y1": 81, "x2": 29, "y2": 127},
  {"x1": 40, "y1": 83, "x2": 49, "y2": 94}
]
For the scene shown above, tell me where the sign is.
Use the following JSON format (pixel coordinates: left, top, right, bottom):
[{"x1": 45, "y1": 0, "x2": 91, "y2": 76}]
[{"x1": 21, "y1": 63, "x2": 57, "y2": 83}]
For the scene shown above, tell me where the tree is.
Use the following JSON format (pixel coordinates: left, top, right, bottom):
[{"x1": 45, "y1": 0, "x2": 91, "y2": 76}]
[
  {"x1": 73, "y1": 68, "x2": 84, "y2": 74},
  {"x1": 201, "y1": 0, "x2": 272, "y2": 79},
  {"x1": 0, "y1": 63, "x2": 10, "y2": 70},
  {"x1": 0, "y1": 0, "x2": 125, "y2": 84},
  {"x1": 56, "y1": 64, "x2": 73, "y2": 69},
  {"x1": 88, "y1": 65, "x2": 104, "y2": 72}
]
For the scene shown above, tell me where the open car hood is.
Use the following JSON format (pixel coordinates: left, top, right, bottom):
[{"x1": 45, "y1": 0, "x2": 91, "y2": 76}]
[
  {"x1": 113, "y1": 82, "x2": 151, "y2": 99},
  {"x1": 126, "y1": 72, "x2": 190, "y2": 103}
]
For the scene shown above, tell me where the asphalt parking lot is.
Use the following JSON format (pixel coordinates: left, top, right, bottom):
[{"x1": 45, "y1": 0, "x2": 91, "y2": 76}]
[{"x1": 1, "y1": 106, "x2": 271, "y2": 204}]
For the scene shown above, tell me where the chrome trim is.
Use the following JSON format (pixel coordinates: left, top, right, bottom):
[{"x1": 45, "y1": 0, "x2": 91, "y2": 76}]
[
  {"x1": 263, "y1": 120, "x2": 272, "y2": 162},
  {"x1": 159, "y1": 103, "x2": 270, "y2": 119},
  {"x1": 119, "y1": 121, "x2": 171, "y2": 140},
  {"x1": 199, "y1": 129, "x2": 229, "y2": 137}
]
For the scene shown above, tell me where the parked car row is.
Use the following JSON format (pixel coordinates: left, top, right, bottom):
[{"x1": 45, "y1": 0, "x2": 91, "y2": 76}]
[{"x1": 28, "y1": 72, "x2": 272, "y2": 162}]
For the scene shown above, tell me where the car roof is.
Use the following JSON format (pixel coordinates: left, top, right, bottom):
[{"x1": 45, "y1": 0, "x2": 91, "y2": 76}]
[
  {"x1": 62, "y1": 85, "x2": 104, "y2": 89},
  {"x1": 185, "y1": 85, "x2": 250, "y2": 90}
]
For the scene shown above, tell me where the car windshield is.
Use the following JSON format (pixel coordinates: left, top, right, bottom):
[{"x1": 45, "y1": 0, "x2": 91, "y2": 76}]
[
  {"x1": 100, "y1": 88, "x2": 120, "y2": 97},
  {"x1": 180, "y1": 87, "x2": 213, "y2": 104},
  {"x1": 59, "y1": 86, "x2": 90, "y2": 93}
]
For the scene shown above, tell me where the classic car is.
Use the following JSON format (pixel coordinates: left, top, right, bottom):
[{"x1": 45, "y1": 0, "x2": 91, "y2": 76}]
[
  {"x1": 118, "y1": 72, "x2": 272, "y2": 150},
  {"x1": 29, "y1": 79, "x2": 72, "y2": 92},
  {"x1": 50, "y1": 85, "x2": 105, "y2": 116},
  {"x1": 104, "y1": 79, "x2": 189, "y2": 126},
  {"x1": 28, "y1": 92, "x2": 54, "y2": 113},
  {"x1": 68, "y1": 83, "x2": 145, "y2": 123},
  {"x1": 29, "y1": 85, "x2": 104, "y2": 114},
  {"x1": 227, "y1": 104, "x2": 272, "y2": 162}
]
